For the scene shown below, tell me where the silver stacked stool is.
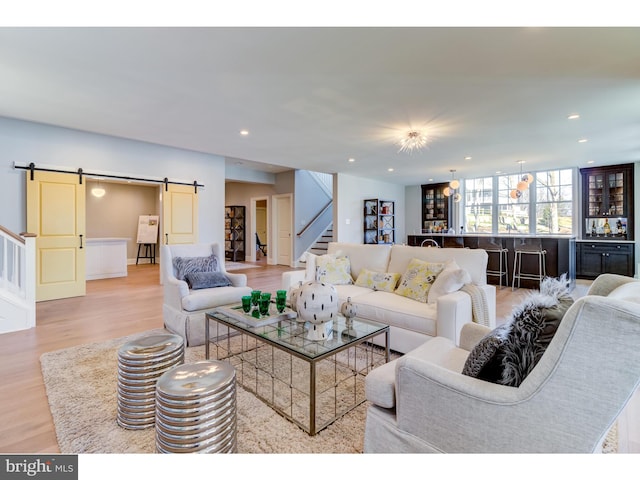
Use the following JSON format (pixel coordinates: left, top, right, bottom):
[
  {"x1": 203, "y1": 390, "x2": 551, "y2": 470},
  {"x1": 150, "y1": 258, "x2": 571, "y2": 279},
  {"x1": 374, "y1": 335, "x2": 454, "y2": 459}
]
[
  {"x1": 155, "y1": 360, "x2": 237, "y2": 454},
  {"x1": 117, "y1": 334, "x2": 185, "y2": 430},
  {"x1": 478, "y1": 236, "x2": 509, "y2": 288},
  {"x1": 512, "y1": 238, "x2": 547, "y2": 290}
]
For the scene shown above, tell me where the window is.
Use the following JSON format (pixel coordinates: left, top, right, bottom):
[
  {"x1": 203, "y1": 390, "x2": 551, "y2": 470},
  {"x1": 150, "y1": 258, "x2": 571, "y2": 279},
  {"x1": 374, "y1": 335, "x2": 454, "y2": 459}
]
[
  {"x1": 462, "y1": 168, "x2": 574, "y2": 234},
  {"x1": 534, "y1": 169, "x2": 573, "y2": 234},
  {"x1": 464, "y1": 177, "x2": 493, "y2": 233},
  {"x1": 497, "y1": 173, "x2": 530, "y2": 234}
]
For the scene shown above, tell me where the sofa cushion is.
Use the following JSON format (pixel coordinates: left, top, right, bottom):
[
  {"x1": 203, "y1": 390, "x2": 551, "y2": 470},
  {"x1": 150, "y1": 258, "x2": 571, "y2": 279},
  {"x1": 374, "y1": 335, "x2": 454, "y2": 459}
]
[
  {"x1": 181, "y1": 285, "x2": 252, "y2": 312},
  {"x1": 388, "y1": 245, "x2": 488, "y2": 285},
  {"x1": 173, "y1": 254, "x2": 219, "y2": 281},
  {"x1": 355, "y1": 268, "x2": 401, "y2": 292},
  {"x1": 327, "y1": 242, "x2": 392, "y2": 281},
  {"x1": 427, "y1": 260, "x2": 472, "y2": 304},
  {"x1": 185, "y1": 271, "x2": 231, "y2": 290},
  {"x1": 349, "y1": 291, "x2": 438, "y2": 337},
  {"x1": 462, "y1": 275, "x2": 573, "y2": 386},
  {"x1": 395, "y1": 258, "x2": 445, "y2": 303},
  {"x1": 316, "y1": 255, "x2": 353, "y2": 285}
]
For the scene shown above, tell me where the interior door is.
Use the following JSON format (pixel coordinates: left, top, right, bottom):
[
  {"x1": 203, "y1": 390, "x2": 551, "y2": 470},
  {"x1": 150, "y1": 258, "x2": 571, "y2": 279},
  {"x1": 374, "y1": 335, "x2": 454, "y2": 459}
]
[
  {"x1": 162, "y1": 184, "x2": 198, "y2": 245},
  {"x1": 26, "y1": 170, "x2": 86, "y2": 301},
  {"x1": 276, "y1": 195, "x2": 292, "y2": 266}
]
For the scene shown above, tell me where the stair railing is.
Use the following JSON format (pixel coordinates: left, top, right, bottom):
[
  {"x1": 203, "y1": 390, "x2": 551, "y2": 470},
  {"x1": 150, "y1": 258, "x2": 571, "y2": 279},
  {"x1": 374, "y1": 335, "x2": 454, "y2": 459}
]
[
  {"x1": 297, "y1": 200, "x2": 332, "y2": 238},
  {"x1": 1, "y1": 225, "x2": 36, "y2": 330}
]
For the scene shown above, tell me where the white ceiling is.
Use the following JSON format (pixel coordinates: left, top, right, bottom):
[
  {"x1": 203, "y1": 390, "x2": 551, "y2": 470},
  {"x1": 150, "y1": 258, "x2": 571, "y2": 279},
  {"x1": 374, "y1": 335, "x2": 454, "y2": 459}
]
[{"x1": 1, "y1": 27, "x2": 639, "y2": 185}]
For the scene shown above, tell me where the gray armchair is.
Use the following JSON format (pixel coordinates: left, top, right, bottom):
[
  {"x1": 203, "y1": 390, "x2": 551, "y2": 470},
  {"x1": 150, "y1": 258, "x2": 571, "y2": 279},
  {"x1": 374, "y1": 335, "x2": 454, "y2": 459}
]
[
  {"x1": 161, "y1": 243, "x2": 252, "y2": 346},
  {"x1": 364, "y1": 273, "x2": 640, "y2": 453}
]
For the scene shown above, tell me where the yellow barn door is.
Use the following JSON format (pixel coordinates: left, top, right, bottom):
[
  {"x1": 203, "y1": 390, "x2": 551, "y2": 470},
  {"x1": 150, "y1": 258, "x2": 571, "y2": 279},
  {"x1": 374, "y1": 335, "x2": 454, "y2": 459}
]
[
  {"x1": 26, "y1": 171, "x2": 86, "y2": 301},
  {"x1": 162, "y1": 184, "x2": 198, "y2": 245}
]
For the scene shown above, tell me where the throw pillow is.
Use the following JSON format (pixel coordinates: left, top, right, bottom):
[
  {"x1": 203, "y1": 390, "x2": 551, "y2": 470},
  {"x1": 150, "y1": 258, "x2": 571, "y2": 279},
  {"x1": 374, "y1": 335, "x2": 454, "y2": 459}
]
[
  {"x1": 355, "y1": 268, "x2": 401, "y2": 292},
  {"x1": 172, "y1": 254, "x2": 219, "y2": 281},
  {"x1": 394, "y1": 258, "x2": 445, "y2": 303},
  {"x1": 315, "y1": 255, "x2": 353, "y2": 285},
  {"x1": 462, "y1": 275, "x2": 574, "y2": 387},
  {"x1": 185, "y1": 271, "x2": 232, "y2": 290},
  {"x1": 461, "y1": 323, "x2": 509, "y2": 381},
  {"x1": 427, "y1": 260, "x2": 472, "y2": 304}
]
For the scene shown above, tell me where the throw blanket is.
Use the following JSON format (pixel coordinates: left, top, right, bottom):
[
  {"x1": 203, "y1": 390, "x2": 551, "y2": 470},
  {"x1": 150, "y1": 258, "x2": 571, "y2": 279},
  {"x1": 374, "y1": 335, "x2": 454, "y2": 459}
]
[{"x1": 460, "y1": 284, "x2": 491, "y2": 327}]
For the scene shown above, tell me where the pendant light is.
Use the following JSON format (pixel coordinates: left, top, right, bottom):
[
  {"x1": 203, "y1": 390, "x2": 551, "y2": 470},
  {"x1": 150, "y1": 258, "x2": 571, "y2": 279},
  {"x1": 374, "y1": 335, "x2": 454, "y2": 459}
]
[
  {"x1": 510, "y1": 161, "x2": 533, "y2": 199},
  {"x1": 443, "y1": 169, "x2": 461, "y2": 203}
]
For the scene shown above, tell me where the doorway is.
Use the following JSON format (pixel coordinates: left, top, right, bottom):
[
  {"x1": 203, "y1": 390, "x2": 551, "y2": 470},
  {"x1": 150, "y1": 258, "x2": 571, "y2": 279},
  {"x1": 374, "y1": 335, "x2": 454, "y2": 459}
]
[
  {"x1": 250, "y1": 196, "x2": 270, "y2": 263},
  {"x1": 272, "y1": 194, "x2": 293, "y2": 267}
]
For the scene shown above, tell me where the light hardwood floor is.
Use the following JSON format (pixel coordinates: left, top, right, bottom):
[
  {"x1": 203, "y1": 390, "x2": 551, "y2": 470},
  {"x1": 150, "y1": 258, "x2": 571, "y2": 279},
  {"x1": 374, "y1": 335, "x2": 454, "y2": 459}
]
[{"x1": 0, "y1": 263, "x2": 596, "y2": 453}]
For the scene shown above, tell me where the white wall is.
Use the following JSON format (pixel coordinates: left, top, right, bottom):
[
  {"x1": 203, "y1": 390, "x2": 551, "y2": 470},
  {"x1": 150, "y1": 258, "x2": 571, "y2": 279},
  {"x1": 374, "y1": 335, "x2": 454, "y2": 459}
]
[
  {"x1": 334, "y1": 173, "x2": 406, "y2": 244},
  {"x1": 404, "y1": 185, "x2": 422, "y2": 236},
  {"x1": 0, "y1": 117, "x2": 226, "y2": 246}
]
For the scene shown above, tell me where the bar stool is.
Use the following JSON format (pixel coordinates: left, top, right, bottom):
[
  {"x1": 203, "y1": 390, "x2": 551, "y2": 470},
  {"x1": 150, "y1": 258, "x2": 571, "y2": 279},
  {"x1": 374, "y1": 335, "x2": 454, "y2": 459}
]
[
  {"x1": 478, "y1": 237, "x2": 509, "y2": 288},
  {"x1": 512, "y1": 238, "x2": 547, "y2": 291}
]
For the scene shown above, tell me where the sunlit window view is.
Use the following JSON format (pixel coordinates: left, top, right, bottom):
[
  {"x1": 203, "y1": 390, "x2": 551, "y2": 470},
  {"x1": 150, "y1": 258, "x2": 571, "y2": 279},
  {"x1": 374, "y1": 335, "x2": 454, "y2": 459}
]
[{"x1": 463, "y1": 169, "x2": 573, "y2": 234}]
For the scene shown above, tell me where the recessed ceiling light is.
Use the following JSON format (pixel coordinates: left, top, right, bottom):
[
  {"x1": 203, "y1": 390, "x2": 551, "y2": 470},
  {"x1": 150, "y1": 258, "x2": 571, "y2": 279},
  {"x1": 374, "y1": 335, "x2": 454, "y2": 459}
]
[
  {"x1": 239, "y1": 130, "x2": 249, "y2": 136},
  {"x1": 578, "y1": 138, "x2": 588, "y2": 143},
  {"x1": 568, "y1": 114, "x2": 580, "y2": 120},
  {"x1": 464, "y1": 156, "x2": 472, "y2": 160},
  {"x1": 348, "y1": 158, "x2": 355, "y2": 163},
  {"x1": 587, "y1": 160, "x2": 595, "y2": 164},
  {"x1": 517, "y1": 160, "x2": 526, "y2": 164},
  {"x1": 428, "y1": 178, "x2": 433, "y2": 182},
  {"x1": 388, "y1": 168, "x2": 394, "y2": 172},
  {"x1": 496, "y1": 171, "x2": 501, "y2": 174}
]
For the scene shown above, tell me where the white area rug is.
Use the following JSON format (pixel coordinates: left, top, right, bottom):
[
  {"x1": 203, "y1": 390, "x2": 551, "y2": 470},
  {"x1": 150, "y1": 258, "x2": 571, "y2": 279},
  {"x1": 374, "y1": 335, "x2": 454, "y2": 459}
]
[{"x1": 40, "y1": 329, "x2": 374, "y2": 454}]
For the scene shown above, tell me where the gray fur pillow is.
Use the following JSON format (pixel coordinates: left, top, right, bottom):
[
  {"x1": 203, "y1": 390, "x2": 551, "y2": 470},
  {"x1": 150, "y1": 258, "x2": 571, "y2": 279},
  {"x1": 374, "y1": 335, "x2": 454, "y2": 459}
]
[
  {"x1": 185, "y1": 271, "x2": 231, "y2": 290},
  {"x1": 463, "y1": 275, "x2": 573, "y2": 386},
  {"x1": 172, "y1": 254, "x2": 219, "y2": 281}
]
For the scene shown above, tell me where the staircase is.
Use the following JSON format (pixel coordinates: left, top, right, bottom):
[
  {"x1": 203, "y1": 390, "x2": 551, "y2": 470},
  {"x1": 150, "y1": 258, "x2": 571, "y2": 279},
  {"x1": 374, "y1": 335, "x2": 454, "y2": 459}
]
[
  {"x1": 0, "y1": 226, "x2": 36, "y2": 334},
  {"x1": 308, "y1": 224, "x2": 333, "y2": 255}
]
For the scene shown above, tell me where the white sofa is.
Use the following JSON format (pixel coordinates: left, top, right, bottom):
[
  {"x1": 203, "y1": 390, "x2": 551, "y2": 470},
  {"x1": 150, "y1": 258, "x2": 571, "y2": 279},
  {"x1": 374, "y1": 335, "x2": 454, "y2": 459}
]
[
  {"x1": 282, "y1": 242, "x2": 496, "y2": 353},
  {"x1": 162, "y1": 243, "x2": 253, "y2": 346}
]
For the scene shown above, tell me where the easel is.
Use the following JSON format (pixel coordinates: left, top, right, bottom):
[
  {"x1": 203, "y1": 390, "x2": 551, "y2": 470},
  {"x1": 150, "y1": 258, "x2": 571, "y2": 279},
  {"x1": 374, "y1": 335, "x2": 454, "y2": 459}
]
[
  {"x1": 136, "y1": 214, "x2": 159, "y2": 265},
  {"x1": 136, "y1": 243, "x2": 156, "y2": 264}
]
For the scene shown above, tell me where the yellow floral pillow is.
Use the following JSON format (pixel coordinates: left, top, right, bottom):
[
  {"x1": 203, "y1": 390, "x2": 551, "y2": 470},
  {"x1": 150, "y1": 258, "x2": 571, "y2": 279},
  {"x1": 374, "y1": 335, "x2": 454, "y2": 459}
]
[
  {"x1": 315, "y1": 255, "x2": 353, "y2": 285},
  {"x1": 355, "y1": 268, "x2": 401, "y2": 292},
  {"x1": 395, "y1": 258, "x2": 445, "y2": 303}
]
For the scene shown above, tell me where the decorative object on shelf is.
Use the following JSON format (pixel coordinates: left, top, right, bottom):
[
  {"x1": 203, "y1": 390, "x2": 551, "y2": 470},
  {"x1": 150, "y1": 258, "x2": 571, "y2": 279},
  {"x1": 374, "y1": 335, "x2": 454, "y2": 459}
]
[
  {"x1": 295, "y1": 281, "x2": 338, "y2": 341},
  {"x1": 443, "y1": 169, "x2": 462, "y2": 203},
  {"x1": 224, "y1": 206, "x2": 245, "y2": 261},
  {"x1": 510, "y1": 160, "x2": 534, "y2": 199},
  {"x1": 340, "y1": 296, "x2": 358, "y2": 339},
  {"x1": 398, "y1": 129, "x2": 428, "y2": 154}
]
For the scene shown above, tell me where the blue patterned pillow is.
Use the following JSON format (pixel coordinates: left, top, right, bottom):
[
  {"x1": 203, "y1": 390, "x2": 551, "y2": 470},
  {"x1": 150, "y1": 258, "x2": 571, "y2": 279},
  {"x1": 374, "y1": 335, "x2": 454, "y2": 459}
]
[{"x1": 172, "y1": 254, "x2": 219, "y2": 281}]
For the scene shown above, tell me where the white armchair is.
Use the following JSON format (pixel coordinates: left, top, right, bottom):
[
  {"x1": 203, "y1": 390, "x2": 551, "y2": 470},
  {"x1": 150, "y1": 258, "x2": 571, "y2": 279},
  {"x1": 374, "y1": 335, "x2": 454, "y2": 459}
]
[
  {"x1": 161, "y1": 243, "x2": 252, "y2": 346},
  {"x1": 364, "y1": 273, "x2": 640, "y2": 453}
]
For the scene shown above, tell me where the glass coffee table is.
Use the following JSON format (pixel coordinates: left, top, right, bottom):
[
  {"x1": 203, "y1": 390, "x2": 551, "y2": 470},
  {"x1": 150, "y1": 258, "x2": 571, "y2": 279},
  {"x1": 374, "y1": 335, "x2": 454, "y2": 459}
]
[{"x1": 205, "y1": 307, "x2": 389, "y2": 435}]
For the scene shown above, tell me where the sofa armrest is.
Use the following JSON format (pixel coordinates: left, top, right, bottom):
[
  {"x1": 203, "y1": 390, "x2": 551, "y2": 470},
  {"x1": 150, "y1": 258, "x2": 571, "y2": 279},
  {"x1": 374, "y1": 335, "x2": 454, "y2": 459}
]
[
  {"x1": 435, "y1": 290, "x2": 472, "y2": 345},
  {"x1": 587, "y1": 273, "x2": 637, "y2": 297},
  {"x1": 458, "y1": 323, "x2": 492, "y2": 351},
  {"x1": 163, "y1": 276, "x2": 190, "y2": 307},
  {"x1": 225, "y1": 272, "x2": 248, "y2": 287},
  {"x1": 282, "y1": 269, "x2": 306, "y2": 292},
  {"x1": 476, "y1": 284, "x2": 497, "y2": 329}
]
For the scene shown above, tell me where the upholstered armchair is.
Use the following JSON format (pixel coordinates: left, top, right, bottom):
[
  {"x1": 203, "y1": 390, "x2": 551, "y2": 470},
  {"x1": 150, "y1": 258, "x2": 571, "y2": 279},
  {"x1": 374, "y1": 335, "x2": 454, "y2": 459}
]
[
  {"x1": 364, "y1": 273, "x2": 640, "y2": 453},
  {"x1": 161, "y1": 243, "x2": 252, "y2": 346}
]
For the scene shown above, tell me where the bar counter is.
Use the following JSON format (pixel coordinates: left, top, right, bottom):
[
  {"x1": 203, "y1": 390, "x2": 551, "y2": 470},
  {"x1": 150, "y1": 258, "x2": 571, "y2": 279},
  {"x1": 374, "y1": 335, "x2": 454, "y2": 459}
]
[{"x1": 407, "y1": 233, "x2": 576, "y2": 289}]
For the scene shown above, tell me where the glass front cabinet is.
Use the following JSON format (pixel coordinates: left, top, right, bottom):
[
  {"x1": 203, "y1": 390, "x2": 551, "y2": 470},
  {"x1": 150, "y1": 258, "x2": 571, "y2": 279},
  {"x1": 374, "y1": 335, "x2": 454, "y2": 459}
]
[
  {"x1": 224, "y1": 205, "x2": 246, "y2": 262},
  {"x1": 581, "y1": 163, "x2": 633, "y2": 240},
  {"x1": 577, "y1": 163, "x2": 635, "y2": 279},
  {"x1": 421, "y1": 182, "x2": 450, "y2": 233}
]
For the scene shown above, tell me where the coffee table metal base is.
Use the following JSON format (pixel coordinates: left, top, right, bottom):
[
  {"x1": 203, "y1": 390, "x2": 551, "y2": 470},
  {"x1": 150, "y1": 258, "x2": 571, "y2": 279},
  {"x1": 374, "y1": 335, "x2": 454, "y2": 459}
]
[{"x1": 205, "y1": 313, "x2": 389, "y2": 435}]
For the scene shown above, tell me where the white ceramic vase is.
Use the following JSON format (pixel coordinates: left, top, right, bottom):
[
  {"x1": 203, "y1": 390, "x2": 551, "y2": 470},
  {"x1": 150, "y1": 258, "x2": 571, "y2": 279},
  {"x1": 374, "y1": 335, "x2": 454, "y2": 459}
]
[{"x1": 295, "y1": 281, "x2": 338, "y2": 341}]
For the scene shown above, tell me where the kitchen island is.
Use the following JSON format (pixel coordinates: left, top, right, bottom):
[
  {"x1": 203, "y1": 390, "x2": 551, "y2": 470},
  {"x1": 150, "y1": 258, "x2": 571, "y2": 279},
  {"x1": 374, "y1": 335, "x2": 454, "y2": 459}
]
[{"x1": 407, "y1": 233, "x2": 576, "y2": 289}]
